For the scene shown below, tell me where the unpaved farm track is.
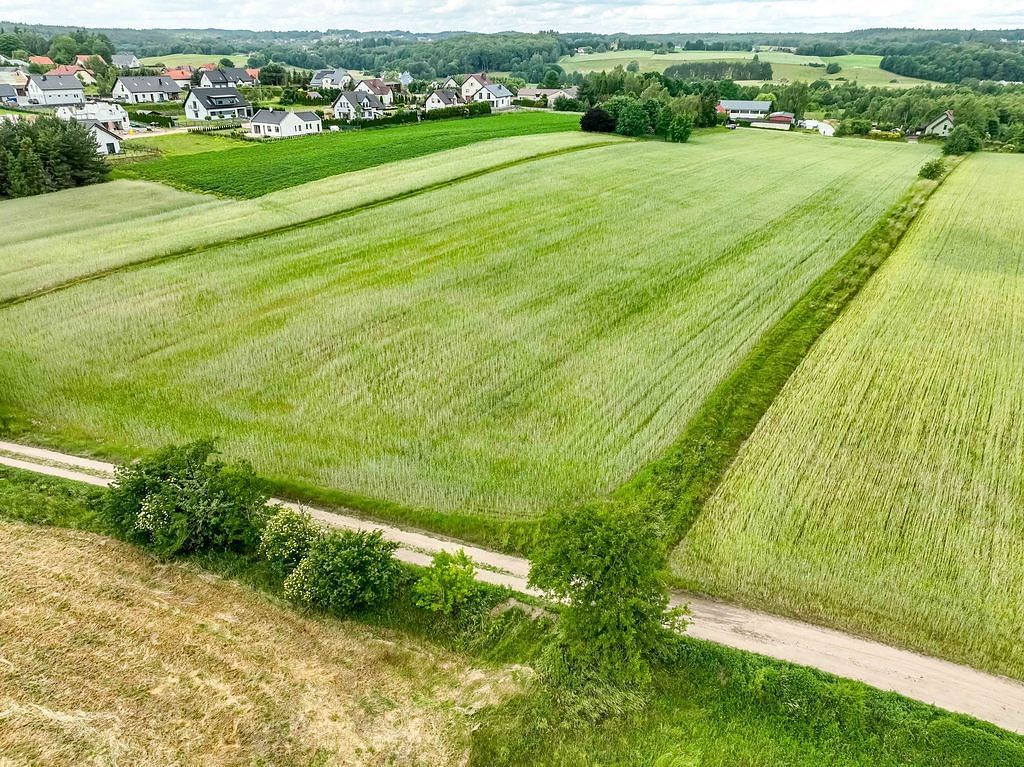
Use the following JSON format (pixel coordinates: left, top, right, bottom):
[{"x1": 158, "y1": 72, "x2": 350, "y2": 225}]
[{"x1": 2, "y1": 439, "x2": 1023, "y2": 735}]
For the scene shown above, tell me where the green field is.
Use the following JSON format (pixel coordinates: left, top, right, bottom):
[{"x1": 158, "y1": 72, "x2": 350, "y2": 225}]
[
  {"x1": 116, "y1": 112, "x2": 582, "y2": 197},
  {"x1": 0, "y1": 132, "x2": 934, "y2": 523},
  {"x1": 0, "y1": 132, "x2": 613, "y2": 303},
  {"x1": 139, "y1": 53, "x2": 247, "y2": 67},
  {"x1": 125, "y1": 131, "x2": 252, "y2": 157},
  {"x1": 559, "y1": 49, "x2": 930, "y2": 87},
  {"x1": 673, "y1": 154, "x2": 1024, "y2": 680}
]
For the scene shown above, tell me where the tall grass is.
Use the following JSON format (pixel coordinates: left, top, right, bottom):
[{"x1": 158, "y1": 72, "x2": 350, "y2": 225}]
[
  {"x1": 674, "y1": 153, "x2": 1024, "y2": 680},
  {"x1": 0, "y1": 134, "x2": 933, "y2": 524}
]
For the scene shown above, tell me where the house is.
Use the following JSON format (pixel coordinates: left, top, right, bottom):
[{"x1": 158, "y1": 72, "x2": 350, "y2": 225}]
[
  {"x1": 199, "y1": 67, "x2": 254, "y2": 88},
  {"x1": 459, "y1": 72, "x2": 490, "y2": 100},
  {"x1": 717, "y1": 99, "x2": 772, "y2": 122},
  {"x1": 47, "y1": 64, "x2": 96, "y2": 85},
  {"x1": 26, "y1": 74, "x2": 84, "y2": 105},
  {"x1": 112, "y1": 76, "x2": 182, "y2": 103},
  {"x1": 112, "y1": 53, "x2": 142, "y2": 69},
  {"x1": 399, "y1": 71, "x2": 413, "y2": 88},
  {"x1": 767, "y1": 111, "x2": 795, "y2": 124},
  {"x1": 517, "y1": 86, "x2": 578, "y2": 104},
  {"x1": 164, "y1": 67, "x2": 194, "y2": 88},
  {"x1": 310, "y1": 68, "x2": 353, "y2": 89},
  {"x1": 245, "y1": 68, "x2": 260, "y2": 83},
  {"x1": 424, "y1": 89, "x2": 463, "y2": 111},
  {"x1": 921, "y1": 110, "x2": 954, "y2": 138},
  {"x1": 0, "y1": 83, "x2": 18, "y2": 103},
  {"x1": 249, "y1": 108, "x2": 321, "y2": 137},
  {"x1": 57, "y1": 101, "x2": 131, "y2": 131},
  {"x1": 184, "y1": 87, "x2": 252, "y2": 120},
  {"x1": 332, "y1": 91, "x2": 384, "y2": 120},
  {"x1": 0, "y1": 67, "x2": 29, "y2": 94},
  {"x1": 74, "y1": 54, "x2": 106, "y2": 67},
  {"x1": 471, "y1": 82, "x2": 513, "y2": 110},
  {"x1": 354, "y1": 78, "x2": 393, "y2": 106},
  {"x1": 28, "y1": 55, "x2": 54, "y2": 68},
  {"x1": 84, "y1": 121, "x2": 121, "y2": 155}
]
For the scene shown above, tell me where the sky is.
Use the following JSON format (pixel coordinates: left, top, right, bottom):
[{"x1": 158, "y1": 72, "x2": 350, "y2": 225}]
[{"x1": 4, "y1": 0, "x2": 1024, "y2": 34}]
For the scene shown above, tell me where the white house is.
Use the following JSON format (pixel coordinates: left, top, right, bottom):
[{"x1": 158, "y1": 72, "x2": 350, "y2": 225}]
[
  {"x1": 424, "y1": 89, "x2": 463, "y2": 111},
  {"x1": 310, "y1": 68, "x2": 353, "y2": 89},
  {"x1": 471, "y1": 82, "x2": 513, "y2": 110},
  {"x1": 184, "y1": 87, "x2": 252, "y2": 120},
  {"x1": 354, "y1": 78, "x2": 393, "y2": 106},
  {"x1": 717, "y1": 99, "x2": 772, "y2": 122},
  {"x1": 112, "y1": 76, "x2": 182, "y2": 103},
  {"x1": 199, "y1": 67, "x2": 254, "y2": 88},
  {"x1": 112, "y1": 53, "x2": 142, "y2": 69},
  {"x1": 26, "y1": 74, "x2": 84, "y2": 106},
  {"x1": 249, "y1": 108, "x2": 322, "y2": 137},
  {"x1": 459, "y1": 73, "x2": 489, "y2": 100},
  {"x1": 332, "y1": 91, "x2": 385, "y2": 120},
  {"x1": 922, "y1": 110, "x2": 954, "y2": 137},
  {"x1": 56, "y1": 102, "x2": 131, "y2": 132},
  {"x1": 86, "y1": 122, "x2": 122, "y2": 155},
  {"x1": 517, "y1": 86, "x2": 578, "y2": 105}
]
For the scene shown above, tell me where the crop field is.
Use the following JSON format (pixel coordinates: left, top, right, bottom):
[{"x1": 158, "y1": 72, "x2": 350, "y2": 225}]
[
  {"x1": 116, "y1": 112, "x2": 582, "y2": 196},
  {"x1": 0, "y1": 132, "x2": 615, "y2": 303},
  {"x1": 0, "y1": 132, "x2": 933, "y2": 520},
  {"x1": 139, "y1": 52, "x2": 247, "y2": 67},
  {"x1": 673, "y1": 154, "x2": 1024, "y2": 679},
  {"x1": 559, "y1": 49, "x2": 930, "y2": 87}
]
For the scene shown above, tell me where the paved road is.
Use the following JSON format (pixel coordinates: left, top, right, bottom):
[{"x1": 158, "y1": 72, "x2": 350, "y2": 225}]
[{"x1": 2, "y1": 439, "x2": 1023, "y2": 734}]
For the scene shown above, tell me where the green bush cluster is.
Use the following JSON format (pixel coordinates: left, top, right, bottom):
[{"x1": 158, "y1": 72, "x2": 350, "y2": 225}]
[
  {"x1": 918, "y1": 158, "x2": 946, "y2": 179},
  {"x1": 943, "y1": 124, "x2": 983, "y2": 155},
  {"x1": 0, "y1": 116, "x2": 109, "y2": 198},
  {"x1": 413, "y1": 549, "x2": 484, "y2": 619}
]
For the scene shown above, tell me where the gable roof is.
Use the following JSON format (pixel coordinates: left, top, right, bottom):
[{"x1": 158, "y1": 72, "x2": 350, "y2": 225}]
[
  {"x1": 111, "y1": 54, "x2": 138, "y2": 67},
  {"x1": 116, "y1": 76, "x2": 181, "y2": 94},
  {"x1": 356, "y1": 78, "x2": 391, "y2": 96},
  {"x1": 251, "y1": 108, "x2": 320, "y2": 124},
  {"x1": 187, "y1": 86, "x2": 249, "y2": 110},
  {"x1": 335, "y1": 91, "x2": 383, "y2": 110},
  {"x1": 203, "y1": 67, "x2": 254, "y2": 85},
  {"x1": 74, "y1": 54, "x2": 106, "y2": 66},
  {"x1": 49, "y1": 64, "x2": 91, "y2": 77},
  {"x1": 464, "y1": 72, "x2": 489, "y2": 84},
  {"x1": 518, "y1": 87, "x2": 578, "y2": 100},
  {"x1": 164, "y1": 67, "x2": 194, "y2": 80},
  {"x1": 428, "y1": 89, "x2": 461, "y2": 105},
  {"x1": 718, "y1": 99, "x2": 772, "y2": 111},
  {"x1": 82, "y1": 120, "x2": 121, "y2": 141},
  {"x1": 483, "y1": 83, "x2": 513, "y2": 98},
  {"x1": 0, "y1": 84, "x2": 17, "y2": 98},
  {"x1": 28, "y1": 55, "x2": 54, "y2": 66},
  {"x1": 29, "y1": 74, "x2": 84, "y2": 91},
  {"x1": 924, "y1": 110, "x2": 954, "y2": 129}
]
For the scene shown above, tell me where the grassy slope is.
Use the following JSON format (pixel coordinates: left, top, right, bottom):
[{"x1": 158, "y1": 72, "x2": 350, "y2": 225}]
[
  {"x1": 139, "y1": 53, "x2": 246, "y2": 67},
  {"x1": 125, "y1": 131, "x2": 254, "y2": 156},
  {"x1": 115, "y1": 112, "x2": 582, "y2": 196},
  {"x1": 0, "y1": 133, "x2": 933, "y2": 529},
  {"x1": 674, "y1": 153, "x2": 1024, "y2": 680},
  {"x1": 0, "y1": 131, "x2": 614, "y2": 303},
  {"x1": 3, "y1": 467, "x2": 1023, "y2": 767}
]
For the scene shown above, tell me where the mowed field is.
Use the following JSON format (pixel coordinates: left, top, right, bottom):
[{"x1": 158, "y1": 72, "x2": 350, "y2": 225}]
[
  {"x1": 559, "y1": 49, "x2": 931, "y2": 87},
  {"x1": 116, "y1": 112, "x2": 582, "y2": 196},
  {"x1": 0, "y1": 518, "x2": 506, "y2": 766},
  {"x1": 0, "y1": 131, "x2": 933, "y2": 519},
  {"x1": 674, "y1": 153, "x2": 1024, "y2": 679},
  {"x1": 139, "y1": 52, "x2": 247, "y2": 67}
]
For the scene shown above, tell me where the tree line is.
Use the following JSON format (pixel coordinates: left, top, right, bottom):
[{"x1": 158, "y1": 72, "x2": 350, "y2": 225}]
[
  {"x1": 0, "y1": 117, "x2": 108, "y2": 198},
  {"x1": 663, "y1": 59, "x2": 773, "y2": 81},
  {"x1": 881, "y1": 43, "x2": 1024, "y2": 84}
]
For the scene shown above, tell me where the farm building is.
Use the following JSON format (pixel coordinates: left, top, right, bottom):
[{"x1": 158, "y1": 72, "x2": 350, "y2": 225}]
[
  {"x1": 56, "y1": 101, "x2": 130, "y2": 132},
  {"x1": 112, "y1": 76, "x2": 182, "y2": 103},
  {"x1": 26, "y1": 74, "x2": 84, "y2": 105},
  {"x1": 85, "y1": 121, "x2": 122, "y2": 155},
  {"x1": 332, "y1": 91, "x2": 385, "y2": 120},
  {"x1": 112, "y1": 53, "x2": 142, "y2": 69},
  {"x1": 717, "y1": 99, "x2": 772, "y2": 122},
  {"x1": 471, "y1": 83, "x2": 513, "y2": 110},
  {"x1": 249, "y1": 108, "x2": 321, "y2": 138},
  {"x1": 424, "y1": 89, "x2": 463, "y2": 111},
  {"x1": 354, "y1": 78, "x2": 394, "y2": 106},
  {"x1": 184, "y1": 87, "x2": 252, "y2": 120},
  {"x1": 199, "y1": 67, "x2": 255, "y2": 88}
]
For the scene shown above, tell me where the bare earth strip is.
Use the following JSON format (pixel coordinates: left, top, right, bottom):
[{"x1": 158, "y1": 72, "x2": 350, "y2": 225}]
[{"x1": 2, "y1": 439, "x2": 1022, "y2": 735}]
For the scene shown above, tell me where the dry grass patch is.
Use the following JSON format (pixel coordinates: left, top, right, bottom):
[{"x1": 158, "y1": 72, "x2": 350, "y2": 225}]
[{"x1": 0, "y1": 521, "x2": 521, "y2": 766}]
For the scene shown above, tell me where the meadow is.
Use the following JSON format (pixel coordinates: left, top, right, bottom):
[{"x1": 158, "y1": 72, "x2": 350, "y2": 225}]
[
  {"x1": 559, "y1": 49, "x2": 931, "y2": 87},
  {"x1": 116, "y1": 112, "x2": 582, "y2": 196},
  {"x1": 139, "y1": 52, "x2": 247, "y2": 67},
  {"x1": 673, "y1": 154, "x2": 1024, "y2": 680},
  {"x1": 0, "y1": 132, "x2": 934, "y2": 523},
  {"x1": 0, "y1": 131, "x2": 615, "y2": 303}
]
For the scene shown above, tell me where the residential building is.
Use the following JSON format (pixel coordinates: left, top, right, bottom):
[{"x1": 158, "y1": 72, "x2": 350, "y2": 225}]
[
  {"x1": 717, "y1": 99, "x2": 772, "y2": 121},
  {"x1": 471, "y1": 82, "x2": 513, "y2": 110},
  {"x1": 184, "y1": 87, "x2": 252, "y2": 120},
  {"x1": 164, "y1": 67, "x2": 194, "y2": 88},
  {"x1": 921, "y1": 110, "x2": 955, "y2": 137},
  {"x1": 26, "y1": 74, "x2": 84, "y2": 105},
  {"x1": 249, "y1": 108, "x2": 322, "y2": 137},
  {"x1": 0, "y1": 83, "x2": 18, "y2": 103},
  {"x1": 28, "y1": 55, "x2": 54, "y2": 68},
  {"x1": 354, "y1": 78, "x2": 393, "y2": 106},
  {"x1": 199, "y1": 67, "x2": 255, "y2": 88},
  {"x1": 74, "y1": 54, "x2": 106, "y2": 67},
  {"x1": 0, "y1": 67, "x2": 29, "y2": 94},
  {"x1": 517, "y1": 86, "x2": 578, "y2": 104},
  {"x1": 112, "y1": 53, "x2": 142, "y2": 69},
  {"x1": 57, "y1": 101, "x2": 131, "y2": 132},
  {"x1": 47, "y1": 64, "x2": 96, "y2": 85},
  {"x1": 399, "y1": 71, "x2": 413, "y2": 88},
  {"x1": 310, "y1": 68, "x2": 353, "y2": 89},
  {"x1": 332, "y1": 91, "x2": 385, "y2": 120},
  {"x1": 424, "y1": 89, "x2": 463, "y2": 111},
  {"x1": 85, "y1": 121, "x2": 122, "y2": 154},
  {"x1": 459, "y1": 72, "x2": 489, "y2": 100},
  {"x1": 112, "y1": 76, "x2": 182, "y2": 103}
]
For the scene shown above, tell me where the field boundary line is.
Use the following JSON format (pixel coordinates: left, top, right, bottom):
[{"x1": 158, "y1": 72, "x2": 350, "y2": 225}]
[{"x1": 0, "y1": 139, "x2": 620, "y2": 311}]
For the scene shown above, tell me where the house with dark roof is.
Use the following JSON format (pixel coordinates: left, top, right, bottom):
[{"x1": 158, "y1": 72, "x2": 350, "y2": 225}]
[
  {"x1": 84, "y1": 121, "x2": 122, "y2": 155},
  {"x1": 443, "y1": 72, "x2": 490, "y2": 100},
  {"x1": 717, "y1": 99, "x2": 772, "y2": 121},
  {"x1": 470, "y1": 82, "x2": 513, "y2": 110},
  {"x1": 199, "y1": 67, "x2": 255, "y2": 88},
  {"x1": 919, "y1": 110, "x2": 955, "y2": 138},
  {"x1": 112, "y1": 53, "x2": 142, "y2": 69},
  {"x1": 249, "y1": 108, "x2": 322, "y2": 138},
  {"x1": 424, "y1": 89, "x2": 463, "y2": 111},
  {"x1": 310, "y1": 68, "x2": 353, "y2": 89},
  {"x1": 354, "y1": 78, "x2": 393, "y2": 106},
  {"x1": 26, "y1": 74, "x2": 84, "y2": 105},
  {"x1": 0, "y1": 83, "x2": 18, "y2": 104},
  {"x1": 112, "y1": 76, "x2": 182, "y2": 103},
  {"x1": 184, "y1": 86, "x2": 252, "y2": 120},
  {"x1": 332, "y1": 91, "x2": 385, "y2": 120}
]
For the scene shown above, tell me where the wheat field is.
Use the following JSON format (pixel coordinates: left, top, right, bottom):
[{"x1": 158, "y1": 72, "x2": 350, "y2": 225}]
[{"x1": 674, "y1": 153, "x2": 1024, "y2": 679}]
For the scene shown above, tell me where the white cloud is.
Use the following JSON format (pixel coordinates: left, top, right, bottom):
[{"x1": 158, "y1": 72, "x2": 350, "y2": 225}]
[{"x1": 5, "y1": 0, "x2": 1023, "y2": 34}]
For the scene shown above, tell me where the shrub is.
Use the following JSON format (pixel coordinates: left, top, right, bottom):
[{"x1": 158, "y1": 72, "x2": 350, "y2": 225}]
[
  {"x1": 667, "y1": 114, "x2": 694, "y2": 143},
  {"x1": 102, "y1": 441, "x2": 268, "y2": 557},
  {"x1": 825, "y1": 62, "x2": 841, "y2": 74},
  {"x1": 580, "y1": 106, "x2": 615, "y2": 133},
  {"x1": 259, "y1": 505, "x2": 322, "y2": 576},
  {"x1": 918, "y1": 158, "x2": 945, "y2": 179},
  {"x1": 836, "y1": 118, "x2": 871, "y2": 136},
  {"x1": 283, "y1": 529, "x2": 400, "y2": 614},
  {"x1": 615, "y1": 101, "x2": 650, "y2": 137},
  {"x1": 413, "y1": 549, "x2": 484, "y2": 618},
  {"x1": 943, "y1": 124, "x2": 983, "y2": 155}
]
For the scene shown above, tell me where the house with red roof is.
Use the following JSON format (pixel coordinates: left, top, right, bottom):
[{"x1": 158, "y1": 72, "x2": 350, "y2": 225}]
[
  {"x1": 47, "y1": 64, "x2": 96, "y2": 85},
  {"x1": 28, "y1": 55, "x2": 54, "y2": 68}
]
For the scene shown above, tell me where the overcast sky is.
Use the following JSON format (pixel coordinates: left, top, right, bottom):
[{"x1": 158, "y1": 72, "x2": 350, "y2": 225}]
[{"x1": 4, "y1": 0, "x2": 1024, "y2": 34}]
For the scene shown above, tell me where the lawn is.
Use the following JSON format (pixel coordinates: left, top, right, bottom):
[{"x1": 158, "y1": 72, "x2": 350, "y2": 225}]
[
  {"x1": 0, "y1": 132, "x2": 934, "y2": 525},
  {"x1": 673, "y1": 153, "x2": 1024, "y2": 680},
  {"x1": 125, "y1": 131, "x2": 252, "y2": 157},
  {"x1": 115, "y1": 112, "x2": 583, "y2": 196},
  {"x1": 0, "y1": 131, "x2": 614, "y2": 303}
]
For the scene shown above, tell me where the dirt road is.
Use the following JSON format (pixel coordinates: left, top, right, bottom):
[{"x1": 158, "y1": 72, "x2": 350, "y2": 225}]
[{"x1": 2, "y1": 438, "x2": 1023, "y2": 734}]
